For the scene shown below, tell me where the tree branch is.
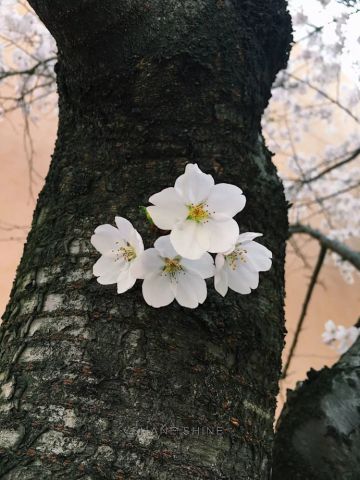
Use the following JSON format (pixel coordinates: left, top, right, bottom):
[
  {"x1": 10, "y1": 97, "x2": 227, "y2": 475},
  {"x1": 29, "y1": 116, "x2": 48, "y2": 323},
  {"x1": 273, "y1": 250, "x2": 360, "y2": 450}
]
[
  {"x1": 281, "y1": 246, "x2": 327, "y2": 379},
  {"x1": 298, "y1": 148, "x2": 360, "y2": 185},
  {"x1": 0, "y1": 57, "x2": 56, "y2": 81},
  {"x1": 289, "y1": 224, "x2": 360, "y2": 270},
  {"x1": 274, "y1": 324, "x2": 360, "y2": 479},
  {"x1": 286, "y1": 72, "x2": 360, "y2": 124}
]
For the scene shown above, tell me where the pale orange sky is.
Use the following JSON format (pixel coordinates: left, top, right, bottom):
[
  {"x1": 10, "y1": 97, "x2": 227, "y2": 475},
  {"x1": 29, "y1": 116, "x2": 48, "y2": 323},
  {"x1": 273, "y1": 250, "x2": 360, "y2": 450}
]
[{"x1": 0, "y1": 107, "x2": 359, "y2": 412}]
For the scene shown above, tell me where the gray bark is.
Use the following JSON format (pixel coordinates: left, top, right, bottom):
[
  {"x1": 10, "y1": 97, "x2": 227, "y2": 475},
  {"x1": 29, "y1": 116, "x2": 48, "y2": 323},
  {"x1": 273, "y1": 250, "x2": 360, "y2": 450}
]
[
  {"x1": 273, "y1": 332, "x2": 360, "y2": 480},
  {"x1": 0, "y1": 1, "x2": 291, "y2": 478}
]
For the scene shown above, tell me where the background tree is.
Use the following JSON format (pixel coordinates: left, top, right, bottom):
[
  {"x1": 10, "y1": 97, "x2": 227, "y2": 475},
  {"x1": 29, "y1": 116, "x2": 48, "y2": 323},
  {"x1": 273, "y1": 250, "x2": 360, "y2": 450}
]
[
  {"x1": 273, "y1": 319, "x2": 360, "y2": 479},
  {"x1": 1, "y1": 0, "x2": 358, "y2": 365},
  {"x1": 0, "y1": 0, "x2": 292, "y2": 478},
  {"x1": 1, "y1": 0, "x2": 359, "y2": 478}
]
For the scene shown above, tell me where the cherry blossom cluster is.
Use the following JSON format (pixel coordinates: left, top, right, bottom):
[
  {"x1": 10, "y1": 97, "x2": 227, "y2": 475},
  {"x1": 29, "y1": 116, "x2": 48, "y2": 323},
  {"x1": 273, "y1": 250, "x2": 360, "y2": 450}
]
[
  {"x1": 91, "y1": 164, "x2": 272, "y2": 309},
  {"x1": 0, "y1": 0, "x2": 56, "y2": 117},
  {"x1": 322, "y1": 319, "x2": 359, "y2": 354},
  {"x1": 263, "y1": 0, "x2": 360, "y2": 284}
]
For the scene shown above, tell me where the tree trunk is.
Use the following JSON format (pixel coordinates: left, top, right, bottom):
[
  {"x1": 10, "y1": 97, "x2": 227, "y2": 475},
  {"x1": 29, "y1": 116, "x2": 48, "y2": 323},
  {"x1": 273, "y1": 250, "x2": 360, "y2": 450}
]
[
  {"x1": 273, "y1": 335, "x2": 360, "y2": 480},
  {"x1": 0, "y1": 1, "x2": 291, "y2": 478}
]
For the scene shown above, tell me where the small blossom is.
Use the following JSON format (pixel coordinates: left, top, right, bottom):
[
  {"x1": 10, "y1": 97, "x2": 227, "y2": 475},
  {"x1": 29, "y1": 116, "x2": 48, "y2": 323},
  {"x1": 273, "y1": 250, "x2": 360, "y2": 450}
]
[
  {"x1": 293, "y1": 11, "x2": 308, "y2": 27},
  {"x1": 321, "y1": 319, "x2": 337, "y2": 345},
  {"x1": 214, "y1": 233, "x2": 272, "y2": 296},
  {"x1": 131, "y1": 235, "x2": 214, "y2": 308},
  {"x1": 335, "y1": 325, "x2": 359, "y2": 354},
  {"x1": 147, "y1": 163, "x2": 246, "y2": 259},
  {"x1": 322, "y1": 321, "x2": 360, "y2": 354},
  {"x1": 91, "y1": 217, "x2": 144, "y2": 293}
]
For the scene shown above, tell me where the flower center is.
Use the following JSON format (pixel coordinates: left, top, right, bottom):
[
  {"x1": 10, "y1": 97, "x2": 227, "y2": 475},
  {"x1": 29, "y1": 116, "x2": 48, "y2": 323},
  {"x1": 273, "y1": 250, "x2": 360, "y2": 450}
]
[
  {"x1": 226, "y1": 246, "x2": 247, "y2": 270},
  {"x1": 116, "y1": 243, "x2": 137, "y2": 262},
  {"x1": 162, "y1": 257, "x2": 183, "y2": 277},
  {"x1": 187, "y1": 203, "x2": 210, "y2": 223}
]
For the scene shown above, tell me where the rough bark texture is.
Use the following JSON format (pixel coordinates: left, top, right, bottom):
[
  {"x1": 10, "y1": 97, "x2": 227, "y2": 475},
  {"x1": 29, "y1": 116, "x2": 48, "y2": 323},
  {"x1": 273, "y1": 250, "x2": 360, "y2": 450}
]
[
  {"x1": 273, "y1": 334, "x2": 360, "y2": 480},
  {"x1": 0, "y1": 1, "x2": 291, "y2": 478}
]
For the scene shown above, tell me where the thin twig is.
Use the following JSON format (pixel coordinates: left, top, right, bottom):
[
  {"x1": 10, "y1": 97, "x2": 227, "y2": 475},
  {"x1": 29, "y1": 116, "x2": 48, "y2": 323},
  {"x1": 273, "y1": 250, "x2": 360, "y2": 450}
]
[
  {"x1": 281, "y1": 246, "x2": 327, "y2": 379},
  {"x1": 298, "y1": 148, "x2": 360, "y2": 185},
  {"x1": 286, "y1": 73, "x2": 360, "y2": 124},
  {"x1": 0, "y1": 57, "x2": 56, "y2": 81},
  {"x1": 288, "y1": 237, "x2": 312, "y2": 270},
  {"x1": 297, "y1": 181, "x2": 360, "y2": 207},
  {"x1": 294, "y1": 9, "x2": 359, "y2": 44},
  {"x1": 289, "y1": 223, "x2": 360, "y2": 270}
]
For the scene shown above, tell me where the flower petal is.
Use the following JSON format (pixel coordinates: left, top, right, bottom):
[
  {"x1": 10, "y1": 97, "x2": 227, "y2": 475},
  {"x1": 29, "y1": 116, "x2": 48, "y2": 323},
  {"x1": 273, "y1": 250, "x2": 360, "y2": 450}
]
[
  {"x1": 117, "y1": 269, "x2": 136, "y2": 293},
  {"x1": 175, "y1": 273, "x2": 207, "y2": 308},
  {"x1": 175, "y1": 163, "x2": 214, "y2": 204},
  {"x1": 96, "y1": 262, "x2": 125, "y2": 285},
  {"x1": 214, "y1": 257, "x2": 229, "y2": 297},
  {"x1": 148, "y1": 188, "x2": 188, "y2": 230},
  {"x1": 245, "y1": 242, "x2": 272, "y2": 271},
  {"x1": 147, "y1": 206, "x2": 179, "y2": 230},
  {"x1": 215, "y1": 253, "x2": 225, "y2": 270},
  {"x1": 91, "y1": 225, "x2": 123, "y2": 255},
  {"x1": 348, "y1": 327, "x2": 360, "y2": 344},
  {"x1": 129, "y1": 229, "x2": 144, "y2": 255},
  {"x1": 335, "y1": 326, "x2": 347, "y2": 340},
  {"x1": 182, "y1": 252, "x2": 215, "y2": 279},
  {"x1": 130, "y1": 249, "x2": 163, "y2": 279},
  {"x1": 170, "y1": 221, "x2": 205, "y2": 259},
  {"x1": 154, "y1": 235, "x2": 178, "y2": 258},
  {"x1": 114, "y1": 217, "x2": 134, "y2": 238},
  {"x1": 324, "y1": 319, "x2": 336, "y2": 333},
  {"x1": 149, "y1": 187, "x2": 186, "y2": 209},
  {"x1": 142, "y1": 273, "x2": 175, "y2": 308},
  {"x1": 194, "y1": 223, "x2": 211, "y2": 251},
  {"x1": 227, "y1": 268, "x2": 252, "y2": 294},
  {"x1": 203, "y1": 218, "x2": 239, "y2": 253},
  {"x1": 237, "y1": 232, "x2": 263, "y2": 245},
  {"x1": 235, "y1": 264, "x2": 259, "y2": 290},
  {"x1": 93, "y1": 255, "x2": 125, "y2": 277},
  {"x1": 322, "y1": 331, "x2": 335, "y2": 345},
  {"x1": 206, "y1": 183, "x2": 246, "y2": 217}
]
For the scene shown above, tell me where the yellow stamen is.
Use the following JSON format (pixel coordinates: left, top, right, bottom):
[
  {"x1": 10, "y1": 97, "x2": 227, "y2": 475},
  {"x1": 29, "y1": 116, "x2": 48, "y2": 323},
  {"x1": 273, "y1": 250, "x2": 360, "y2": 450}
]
[
  {"x1": 226, "y1": 247, "x2": 247, "y2": 270},
  {"x1": 115, "y1": 242, "x2": 137, "y2": 262},
  {"x1": 163, "y1": 257, "x2": 183, "y2": 276},
  {"x1": 187, "y1": 202, "x2": 211, "y2": 223}
]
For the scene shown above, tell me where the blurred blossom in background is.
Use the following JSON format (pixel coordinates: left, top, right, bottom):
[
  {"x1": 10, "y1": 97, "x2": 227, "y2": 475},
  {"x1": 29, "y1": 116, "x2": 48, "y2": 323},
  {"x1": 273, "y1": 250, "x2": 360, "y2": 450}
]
[{"x1": 0, "y1": 0, "x2": 359, "y2": 413}]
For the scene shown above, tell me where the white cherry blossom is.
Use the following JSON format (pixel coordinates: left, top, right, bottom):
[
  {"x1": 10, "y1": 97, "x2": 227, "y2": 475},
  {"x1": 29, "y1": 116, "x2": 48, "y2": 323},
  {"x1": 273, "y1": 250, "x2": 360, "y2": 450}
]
[
  {"x1": 147, "y1": 163, "x2": 246, "y2": 260},
  {"x1": 336, "y1": 326, "x2": 360, "y2": 354},
  {"x1": 131, "y1": 235, "x2": 214, "y2": 309},
  {"x1": 321, "y1": 321, "x2": 360, "y2": 354},
  {"x1": 321, "y1": 319, "x2": 337, "y2": 345},
  {"x1": 214, "y1": 232, "x2": 272, "y2": 297},
  {"x1": 91, "y1": 217, "x2": 144, "y2": 294}
]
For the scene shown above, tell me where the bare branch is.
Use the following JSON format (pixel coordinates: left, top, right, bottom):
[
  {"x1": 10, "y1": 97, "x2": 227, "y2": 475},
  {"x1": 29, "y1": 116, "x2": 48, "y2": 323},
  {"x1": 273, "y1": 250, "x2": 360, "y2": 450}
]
[
  {"x1": 0, "y1": 57, "x2": 56, "y2": 81},
  {"x1": 286, "y1": 72, "x2": 360, "y2": 124},
  {"x1": 281, "y1": 245, "x2": 327, "y2": 379},
  {"x1": 297, "y1": 181, "x2": 360, "y2": 207},
  {"x1": 289, "y1": 223, "x2": 360, "y2": 270},
  {"x1": 288, "y1": 236, "x2": 312, "y2": 270},
  {"x1": 298, "y1": 148, "x2": 360, "y2": 185},
  {"x1": 294, "y1": 7, "x2": 359, "y2": 44}
]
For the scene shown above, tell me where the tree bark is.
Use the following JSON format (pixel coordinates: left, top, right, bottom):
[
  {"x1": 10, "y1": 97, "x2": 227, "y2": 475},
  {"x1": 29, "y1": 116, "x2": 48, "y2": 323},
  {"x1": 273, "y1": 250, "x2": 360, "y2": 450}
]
[
  {"x1": 273, "y1": 334, "x2": 360, "y2": 480},
  {"x1": 0, "y1": 1, "x2": 291, "y2": 478}
]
